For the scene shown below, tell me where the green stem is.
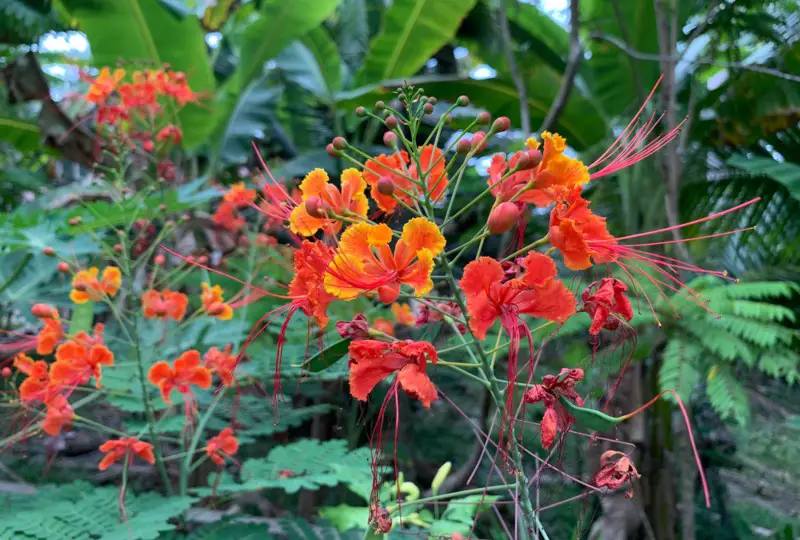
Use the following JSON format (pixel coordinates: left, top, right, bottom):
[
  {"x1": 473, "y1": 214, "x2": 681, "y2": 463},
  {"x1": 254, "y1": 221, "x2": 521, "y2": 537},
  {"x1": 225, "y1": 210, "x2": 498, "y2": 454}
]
[
  {"x1": 180, "y1": 389, "x2": 225, "y2": 497},
  {"x1": 387, "y1": 484, "x2": 513, "y2": 514},
  {"x1": 501, "y1": 234, "x2": 550, "y2": 262}
]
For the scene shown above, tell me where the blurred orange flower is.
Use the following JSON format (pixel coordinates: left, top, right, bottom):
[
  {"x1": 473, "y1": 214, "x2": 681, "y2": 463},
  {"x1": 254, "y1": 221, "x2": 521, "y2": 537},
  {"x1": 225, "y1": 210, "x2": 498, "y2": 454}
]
[
  {"x1": 289, "y1": 168, "x2": 368, "y2": 236},
  {"x1": 206, "y1": 428, "x2": 239, "y2": 465},
  {"x1": 98, "y1": 437, "x2": 155, "y2": 471},
  {"x1": 70, "y1": 266, "x2": 122, "y2": 304},
  {"x1": 391, "y1": 303, "x2": 415, "y2": 326},
  {"x1": 148, "y1": 350, "x2": 212, "y2": 404},
  {"x1": 204, "y1": 345, "x2": 237, "y2": 386},
  {"x1": 51, "y1": 330, "x2": 115, "y2": 389},
  {"x1": 201, "y1": 283, "x2": 234, "y2": 320},
  {"x1": 142, "y1": 289, "x2": 188, "y2": 321}
]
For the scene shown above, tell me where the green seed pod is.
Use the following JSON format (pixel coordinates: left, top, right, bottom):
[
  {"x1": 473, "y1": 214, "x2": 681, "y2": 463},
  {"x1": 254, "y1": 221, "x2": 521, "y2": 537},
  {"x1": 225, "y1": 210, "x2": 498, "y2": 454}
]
[{"x1": 431, "y1": 461, "x2": 452, "y2": 495}]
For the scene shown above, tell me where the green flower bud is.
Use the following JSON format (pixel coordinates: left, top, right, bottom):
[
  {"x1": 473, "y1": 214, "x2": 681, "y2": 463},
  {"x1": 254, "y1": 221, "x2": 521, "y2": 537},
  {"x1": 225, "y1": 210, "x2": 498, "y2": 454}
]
[{"x1": 431, "y1": 461, "x2": 452, "y2": 495}]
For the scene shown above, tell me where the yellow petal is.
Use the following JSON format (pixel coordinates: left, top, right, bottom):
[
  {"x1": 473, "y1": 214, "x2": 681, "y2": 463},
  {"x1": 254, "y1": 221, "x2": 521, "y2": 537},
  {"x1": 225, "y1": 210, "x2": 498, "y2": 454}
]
[
  {"x1": 400, "y1": 218, "x2": 445, "y2": 256},
  {"x1": 289, "y1": 203, "x2": 324, "y2": 236},
  {"x1": 298, "y1": 169, "x2": 329, "y2": 199}
]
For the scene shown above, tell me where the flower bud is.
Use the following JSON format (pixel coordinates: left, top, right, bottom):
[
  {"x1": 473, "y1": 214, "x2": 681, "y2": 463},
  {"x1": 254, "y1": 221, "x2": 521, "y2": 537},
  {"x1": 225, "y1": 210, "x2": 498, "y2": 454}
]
[
  {"x1": 154, "y1": 254, "x2": 165, "y2": 266},
  {"x1": 143, "y1": 140, "x2": 154, "y2": 153},
  {"x1": 492, "y1": 116, "x2": 511, "y2": 133},
  {"x1": 42, "y1": 247, "x2": 55, "y2": 257},
  {"x1": 456, "y1": 95, "x2": 470, "y2": 107},
  {"x1": 444, "y1": 113, "x2": 453, "y2": 124},
  {"x1": 206, "y1": 302, "x2": 228, "y2": 316},
  {"x1": 488, "y1": 202, "x2": 521, "y2": 234},
  {"x1": 331, "y1": 136, "x2": 348, "y2": 151},
  {"x1": 238, "y1": 235, "x2": 250, "y2": 248},
  {"x1": 305, "y1": 196, "x2": 329, "y2": 218},
  {"x1": 527, "y1": 148, "x2": 543, "y2": 168},
  {"x1": 428, "y1": 97, "x2": 438, "y2": 105},
  {"x1": 113, "y1": 243, "x2": 123, "y2": 253},
  {"x1": 385, "y1": 115, "x2": 398, "y2": 129},
  {"x1": 513, "y1": 151, "x2": 534, "y2": 171},
  {"x1": 197, "y1": 255, "x2": 209, "y2": 265},
  {"x1": 383, "y1": 131, "x2": 398, "y2": 148},
  {"x1": 326, "y1": 143, "x2": 341, "y2": 157},
  {"x1": 375, "y1": 100, "x2": 385, "y2": 111},
  {"x1": 336, "y1": 314, "x2": 370, "y2": 340},
  {"x1": 32, "y1": 304, "x2": 57, "y2": 319},
  {"x1": 423, "y1": 102, "x2": 434, "y2": 115},
  {"x1": 431, "y1": 461, "x2": 452, "y2": 495},
  {"x1": 355, "y1": 106, "x2": 366, "y2": 117},
  {"x1": 456, "y1": 138, "x2": 472, "y2": 154},
  {"x1": 376, "y1": 177, "x2": 395, "y2": 196},
  {"x1": 1, "y1": 367, "x2": 11, "y2": 378},
  {"x1": 158, "y1": 203, "x2": 167, "y2": 212},
  {"x1": 57, "y1": 261, "x2": 71, "y2": 273},
  {"x1": 477, "y1": 111, "x2": 491, "y2": 125},
  {"x1": 471, "y1": 131, "x2": 487, "y2": 152},
  {"x1": 68, "y1": 216, "x2": 82, "y2": 226}
]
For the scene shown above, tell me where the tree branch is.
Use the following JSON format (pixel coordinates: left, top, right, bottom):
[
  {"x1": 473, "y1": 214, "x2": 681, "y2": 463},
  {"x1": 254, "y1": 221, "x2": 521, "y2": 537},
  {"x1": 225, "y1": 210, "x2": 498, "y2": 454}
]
[
  {"x1": 588, "y1": 31, "x2": 800, "y2": 83},
  {"x1": 496, "y1": 0, "x2": 530, "y2": 134},
  {"x1": 540, "y1": 0, "x2": 581, "y2": 133}
]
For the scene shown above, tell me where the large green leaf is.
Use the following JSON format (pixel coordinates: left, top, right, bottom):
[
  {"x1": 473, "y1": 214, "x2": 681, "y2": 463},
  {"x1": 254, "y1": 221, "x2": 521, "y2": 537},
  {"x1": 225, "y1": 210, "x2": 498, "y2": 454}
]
[
  {"x1": 727, "y1": 156, "x2": 800, "y2": 201},
  {"x1": 61, "y1": 0, "x2": 215, "y2": 149},
  {"x1": 275, "y1": 27, "x2": 344, "y2": 104},
  {"x1": 355, "y1": 0, "x2": 479, "y2": 85},
  {"x1": 509, "y1": 1, "x2": 569, "y2": 72},
  {"x1": 237, "y1": 0, "x2": 342, "y2": 91},
  {"x1": 0, "y1": 117, "x2": 40, "y2": 151}
]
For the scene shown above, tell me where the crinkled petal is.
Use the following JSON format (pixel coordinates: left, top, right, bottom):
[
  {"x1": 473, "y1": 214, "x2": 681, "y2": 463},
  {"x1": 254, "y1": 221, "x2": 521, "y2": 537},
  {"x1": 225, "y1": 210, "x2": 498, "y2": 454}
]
[{"x1": 397, "y1": 363, "x2": 438, "y2": 408}]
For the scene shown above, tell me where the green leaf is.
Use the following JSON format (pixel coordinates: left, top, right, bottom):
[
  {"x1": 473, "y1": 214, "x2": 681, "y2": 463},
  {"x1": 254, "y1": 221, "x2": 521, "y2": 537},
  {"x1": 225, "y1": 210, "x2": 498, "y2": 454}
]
[
  {"x1": 355, "y1": 0, "x2": 479, "y2": 85},
  {"x1": 319, "y1": 504, "x2": 370, "y2": 533},
  {"x1": 301, "y1": 337, "x2": 352, "y2": 372},
  {"x1": 0, "y1": 117, "x2": 40, "y2": 151},
  {"x1": 335, "y1": 0, "x2": 369, "y2": 72},
  {"x1": 557, "y1": 395, "x2": 622, "y2": 432},
  {"x1": 68, "y1": 301, "x2": 94, "y2": 335},
  {"x1": 727, "y1": 156, "x2": 800, "y2": 201},
  {"x1": 427, "y1": 494, "x2": 499, "y2": 536},
  {"x1": 276, "y1": 27, "x2": 344, "y2": 103},
  {"x1": 238, "y1": 0, "x2": 342, "y2": 91},
  {"x1": 509, "y1": 2, "x2": 569, "y2": 71},
  {"x1": 61, "y1": 0, "x2": 215, "y2": 148},
  {"x1": 706, "y1": 364, "x2": 750, "y2": 425}
]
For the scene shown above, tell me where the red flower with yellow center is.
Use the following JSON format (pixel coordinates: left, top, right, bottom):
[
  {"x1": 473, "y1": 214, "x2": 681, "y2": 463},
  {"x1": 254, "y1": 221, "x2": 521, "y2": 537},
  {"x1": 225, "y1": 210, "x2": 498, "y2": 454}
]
[
  {"x1": 70, "y1": 266, "x2": 122, "y2": 304},
  {"x1": 51, "y1": 327, "x2": 115, "y2": 389},
  {"x1": 33, "y1": 304, "x2": 64, "y2": 355},
  {"x1": 98, "y1": 437, "x2": 155, "y2": 471},
  {"x1": 142, "y1": 289, "x2": 189, "y2": 321},
  {"x1": 324, "y1": 218, "x2": 446, "y2": 304},
  {"x1": 204, "y1": 345, "x2": 237, "y2": 386},
  {"x1": 391, "y1": 303, "x2": 415, "y2": 326},
  {"x1": 206, "y1": 428, "x2": 239, "y2": 465},
  {"x1": 201, "y1": 283, "x2": 234, "y2": 320},
  {"x1": 348, "y1": 340, "x2": 439, "y2": 408},
  {"x1": 289, "y1": 168, "x2": 368, "y2": 236},
  {"x1": 148, "y1": 350, "x2": 212, "y2": 404},
  {"x1": 523, "y1": 368, "x2": 584, "y2": 449}
]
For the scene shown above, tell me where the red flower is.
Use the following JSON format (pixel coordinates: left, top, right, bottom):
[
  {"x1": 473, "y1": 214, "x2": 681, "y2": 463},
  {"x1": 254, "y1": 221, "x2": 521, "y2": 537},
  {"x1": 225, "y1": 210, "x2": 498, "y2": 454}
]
[
  {"x1": 205, "y1": 428, "x2": 239, "y2": 465},
  {"x1": 142, "y1": 289, "x2": 188, "y2": 321},
  {"x1": 204, "y1": 345, "x2": 237, "y2": 386},
  {"x1": 288, "y1": 240, "x2": 336, "y2": 328},
  {"x1": 593, "y1": 450, "x2": 641, "y2": 498},
  {"x1": 348, "y1": 340, "x2": 438, "y2": 408},
  {"x1": 362, "y1": 151, "x2": 413, "y2": 214},
  {"x1": 42, "y1": 394, "x2": 74, "y2": 436},
  {"x1": 15, "y1": 354, "x2": 53, "y2": 404},
  {"x1": 581, "y1": 278, "x2": 633, "y2": 334},
  {"x1": 148, "y1": 350, "x2": 212, "y2": 404},
  {"x1": 212, "y1": 201, "x2": 245, "y2": 233},
  {"x1": 156, "y1": 124, "x2": 182, "y2": 145},
  {"x1": 223, "y1": 182, "x2": 257, "y2": 207},
  {"x1": 523, "y1": 368, "x2": 584, "y2": 449},
  {"x1": 549, "y1": 189, "x2": 616, "y2": 271},
  {"x1": 98, "y1": 437, "x2": 156, "y2": 471},
  {"x1": 32, "y1": 304, "x2": 63, "y2": 355},
  {"x1": 51, "y1": 329, "x2": 115, "y2": 389},
  {"x1": 460, "y1": 252, "x2": 575, "y2": 340}
]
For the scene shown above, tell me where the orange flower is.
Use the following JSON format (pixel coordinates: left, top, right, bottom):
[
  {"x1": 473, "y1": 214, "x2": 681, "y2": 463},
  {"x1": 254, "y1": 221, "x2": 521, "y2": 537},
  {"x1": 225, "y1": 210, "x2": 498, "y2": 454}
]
[
  {"x1": 549, "y1": 189, "x2": 616, "y2": 270},
  {"x1": 98, "y1": 437, "x2": 155, "y2": 471},
  {"x1": 15, "y1": 354, "x2": 53, "y2": 403},
  {"x1": 593, "y1": 450, "x2": 641, "y2": 498},
  {"x1": 391, "y1": 303, "x2": 416, "y2": 326},
  {"x1": 70, "y1": 266, "x2": 122, "y2": 303},
  {"x1": 363, "y1": 152, "x2": 413, "y2": 214},
  {"x1": 204, "y1": 345, "x2": 237, "y2": 386},
  {"x1": 142, "y1": 289, "x2": 188, "y2": 321},
  {"x1": 288, "y1": 241, "x2": 336, "y2": 328},
  {"x1": 488, "y1": 133, "x2": 588, "y2": 208},
  {"x1": 33, "y1": 304, "x2": 64, "y2": 355},
  {"x1": 148, "y1": 350, "x2": 212, "y2": 404},
  {"x1": 86, "y1": 67, "x2": 125, "y2": 104},
  {"x1": 201, "y1": 283, "x2": 234, "y2": 320},
  {"x1": 348, "y1": 340, "x2": 438, "y2": 408},
  {"x1": 460, "y1": 253, "x2": 575, "y2": 340},
  {"x1": 205, "y1": 428, "x2": 239, "y2": 465},
  {"x1": 409, "y1": 145, "x2": 449, "y2": 203},
  {"x1": 289, "y1": 168, "x2": 368, "y2": 236},
  {"x1": 223, "y1": 182, "x2": 257, "y2": 206},
  {"x1": 324, "y1": 218, "x2": 446, "y2": 304},
  {"x1": 42, "y1": 394, "x2": 74, "y2": 436},
  {"x1": 212, "y1": 201, "x2": 246, "y2": 233},
  {"x1": 51, "y1": 330, "x2": 115, "y2": 389},
  {"x1": 372, "y1": 318, "x2": 395, "y2": 337}
]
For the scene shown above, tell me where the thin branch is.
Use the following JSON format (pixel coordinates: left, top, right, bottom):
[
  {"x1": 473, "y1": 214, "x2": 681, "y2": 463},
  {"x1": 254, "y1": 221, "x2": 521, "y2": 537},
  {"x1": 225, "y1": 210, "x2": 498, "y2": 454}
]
[
  {"x1": 589, "y1": 31, "x2": 800, "y2": 83},
  {"x1": 540, "y1": 0, "x2": 581, "y2": 133},
  {"x1": 496, "y1": 0, "x2": 531, "y2": 133}
]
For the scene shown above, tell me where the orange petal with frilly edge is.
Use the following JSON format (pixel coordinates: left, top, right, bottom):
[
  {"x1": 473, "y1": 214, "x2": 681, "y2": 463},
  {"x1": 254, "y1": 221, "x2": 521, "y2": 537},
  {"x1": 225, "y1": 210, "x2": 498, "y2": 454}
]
[
  {"x1": 400, "y1": 248, "x2": 435, "y2": 297},
  {"x1": 549, "y1": 219, "x2": 592, "y2": 271},
  {"x1": 348, "y1": 345, "x2": 397, "y2": 401},
  {"x1": 323, "y1": 253, "x2": 366, "y2": 300},
  {"x1": 190, "y1": 366, "x2": 212, "y2": 389},
  {"x1": 401, "y1": 218, "x2": 445, "y2": 256},
  {"x1": 298, "y1": 168, "x2": 329, "y2": 199},
  {"x1": 102, "y1": 266, "x2": 122, "y2": 295},
  {"x1": 289, "y1": 202, "x2": 325, "y2": 236},
  {"x1": 397, "y1": 363, "x2": 438, "y2": 408},
  {"x1": 539, "y1": 132, "x2": 567, "y2": 170},
  {"x1": 515, "y1": 280, "x2": 576, "y2": 323},
  {"x1": 520, "y1": 252, "x2": 557, "y2": 287},
  {"x1": 543, "y1": 153, "x2": 589, "y2": 188},
  {"x1": 148, "y1": 361, "x2": 173, "y2": 385},
  {"x1": 465, "y1": 291, "x2": 500, "y2": 340},
  {"x1": 132, "y1": 441, "x2": 155, "y2": 464},
  {"x1": 460, "y1": 257, "x2": 504, "y2": 297}
]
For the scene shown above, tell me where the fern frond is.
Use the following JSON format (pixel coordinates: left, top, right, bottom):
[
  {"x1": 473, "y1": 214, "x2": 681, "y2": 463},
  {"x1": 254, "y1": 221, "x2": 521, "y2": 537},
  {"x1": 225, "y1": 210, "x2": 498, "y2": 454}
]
[
  {"x1": 706, "y1": 365, "x2": 750, "y2": 426},
  {"x1": 723, "y1": 281, "x2": 799, "y2": 300},
  {"x1": 660, "y1": 339, "x2": 702, "y2": 403},
  {"x1": 707, "y1": 316, "x2": 796, "y2": 348},
  {"x1": 731, "y1": 300, "x2": 796, "y2": 323},
  {"x1": 684, "y1": 322, "x2": 756, "y2": 365},
  {"x1": 758, "y1": 350, "x2": 800, "y2": 384}
]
